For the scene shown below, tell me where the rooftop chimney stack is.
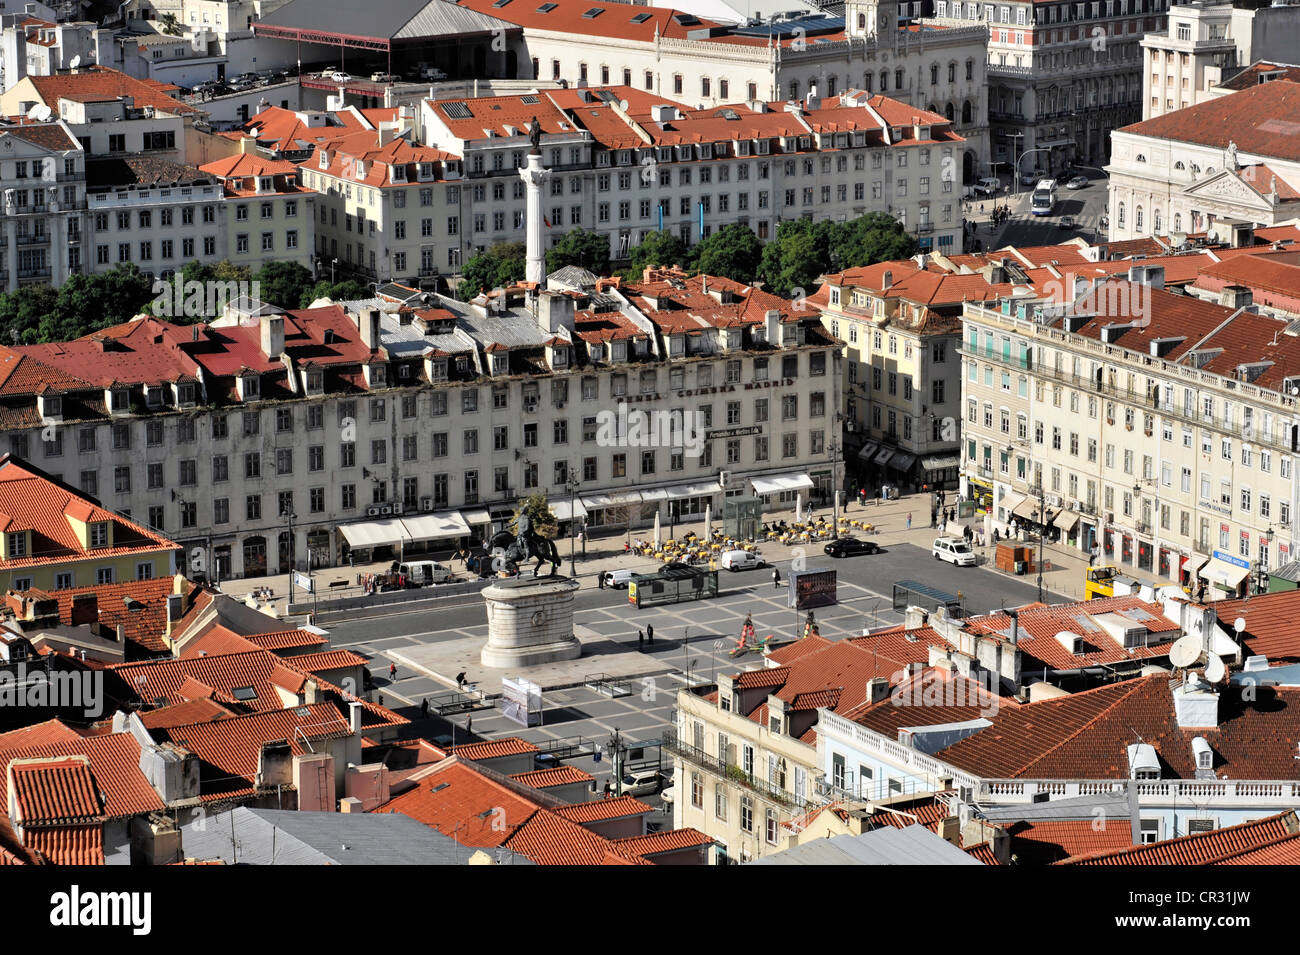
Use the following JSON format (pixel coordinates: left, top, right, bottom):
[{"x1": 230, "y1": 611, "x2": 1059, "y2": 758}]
[
  {"x1": 359, "y1": 308, "x2": 381, "y2": 351},
  {"x1": 260, "y1": 314, "x2": 284, "y2": 359}
]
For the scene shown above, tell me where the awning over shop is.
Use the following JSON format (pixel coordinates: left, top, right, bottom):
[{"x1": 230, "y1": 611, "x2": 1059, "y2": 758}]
[
  {"x1": 1013, "y1": 497, "x2": 1047, "y2": 523},
  {"x1": 339, "y1": 518, "x2": 410, "y2": 550},
  {"x1": 873, "y1": 448, "x2": 894, "y2": 466},
  {"x1": 663, "y1": 481, "x2": 723, "y2": 499},
  {"x1": 1183, "y1": 554, "x2": 1209, "y2": 576},
  {"x1": 550, "y1": 498, "x2": 588, "y2": 522},
  {"x1": 581, "y1": 489, "x2": 644, "y2": 509},
  {"x1": 460, "y1": 509, "x2": 492, "y2": 526},
  {"x1": 1053, "y1": 509, "x2": 1080, "y2": 532},
  {"x1": 922, "y1": 455, "x2": 962, "y2": 471},
  {"x1": 857, "y1": 441, "x2": 880, "y2": 463},
  {"x1": 749, "y1": 472, "x2": 815, "y2": 494},
  {"x1": 1199, "y1": 558, "x2": 1251, "y2": 590},
  {"x1": 886, "y1": 452, "x2": 916, "y2": 472},
  {"x1": 999, "y1": 491, "x2": 1027, "y2": 516},
  {"x1": 402, "y1": 511, "x2": 471, "y2": 541},
  {"x1": 640, "y1": 487, "x2": 670, "y2": 502}
]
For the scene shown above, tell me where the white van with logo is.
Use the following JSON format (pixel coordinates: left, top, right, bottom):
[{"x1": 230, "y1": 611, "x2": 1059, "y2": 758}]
[
  {"x1": 719, "y1": 550, "x2": 765, "y2": 571},
  {"x1": 602, "y1": 568, "x2": 637, "y2": 589},
  {"x1": 398, "y1": 561, "x2": 454, "y2": 585}
]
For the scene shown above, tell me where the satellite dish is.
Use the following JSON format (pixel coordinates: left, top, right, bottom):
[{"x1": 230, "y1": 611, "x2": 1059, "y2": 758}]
[
  {"x1": 1169, "y1": 635, "x2": 1204, "y2": 669},
  {"x1": 24, "y1": 104, "x2": 40, "y2": 119},
  {"x1": 1234, "y1": 617, "x2": 1246, "y2": 634},
  {"x1": 1204, "y1": 655, "x2": 1226, "y2": 684},
  {"x1": 619, "y1": 99, "x2": 629, "y2": 111},
  {"x1": 36, "y1": 105, "x2": 51, "y2": 121},
  {"x1": 69, "y1": 54, "x2": 81, "y2": 69}
]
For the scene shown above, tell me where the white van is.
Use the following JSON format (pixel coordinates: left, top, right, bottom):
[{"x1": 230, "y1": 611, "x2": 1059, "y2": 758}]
[
  {"x1": 719, "y1": 550, "x2": 764, "y2": 571},
  {"x1": 602, "y1": 568, "x2": 637, "y2": 589},
  {"x1": 398, "y1": 561, "x2": 454, "y2": 585},
  {"x1": 932, "y1": 537, "x2": 977, "y2": 567}
]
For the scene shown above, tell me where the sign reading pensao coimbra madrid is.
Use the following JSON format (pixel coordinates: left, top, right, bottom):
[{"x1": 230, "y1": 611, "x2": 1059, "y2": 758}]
[{"x1": 789, "y1": 569, "x2": 837, "y2": 610}]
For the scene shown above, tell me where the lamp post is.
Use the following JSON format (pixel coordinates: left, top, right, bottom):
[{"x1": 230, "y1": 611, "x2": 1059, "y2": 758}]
[
  {"x1": 831, "y1": 410, "x2": 844, "y2": 539},
  {"x1": 331, "y1": 257, "x2": 339, "y2": 284},
  {"x1": 564, "y1": 470, "x2": 580, "y2": 578},
  {"x1": 281, "y1": 505, "x2": 297, "y2": 602}
]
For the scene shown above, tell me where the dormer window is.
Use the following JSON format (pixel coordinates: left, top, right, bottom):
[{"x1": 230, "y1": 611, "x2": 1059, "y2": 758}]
[
  {"x1": 40, "y1": 395, "x2": 62, "y2": 419},
  {"x1": 242, "y1": 374, "x2": 260, "y2": 399},
  {"x1": 111, "y1": 388, "x2": 130, "y2": 412},
  {"x1": 429, "y1": 359, "x2": 448, "y2": 382},
  {"x1": 259, "y1": 177, "x2": 273, "y2": 192},
  {"x1": 6, "y1": 532, "x2": 27, "y2": 558},
  {"x1": 177, "y1": 382, "x2": 196, "y2": 406},
  {"x1": 552, "y1": 347, "x2": 568, "y2": 368},
  {"x1": 830, "y1": 289, "x2": 841, "y2": 306},
  {"x1": 590, "y1": 343, "x2": 605, "y2": 361},
  {"x1": 492, "y1": 353, "x2": 509, "y2": 375},
  {"x1": 419, "y1": 162, "x2": 433, "y2": 179},
  {"x1": 354, "y1": 160, "x2": 366, "y2": 179},
  {"x1": 670, "y1": 334, "x2": 685, "y2": 356},
  {"x1": 371, "y1": 363, "x2": 388, "y2": 386},
  {"x1": 145, "y1": 386, "x2": 163, "y2": 407},
  {"x1": 89, "y1": 522, "x2": 108, "y2": 549},
  {"x1": 318, "y1": 151, "x2": 329, "y2": 170},
  {"x1": 306, "y1": 370, "x2": 324, "y2": 393},
  {"x1": 612, "y1": 341, "x2": 627, "y2": 361}
]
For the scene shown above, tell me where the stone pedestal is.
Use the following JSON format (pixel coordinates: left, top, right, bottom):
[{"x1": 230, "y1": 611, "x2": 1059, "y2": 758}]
[{"x1": 480, "y1": 576, "x2": 582, "y2": 669}]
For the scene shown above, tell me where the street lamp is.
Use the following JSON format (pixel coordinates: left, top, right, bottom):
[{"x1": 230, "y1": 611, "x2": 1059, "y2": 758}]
[
  {"x1": 281, "y1": 505, "x2": 297, "y2": 601},
  {"x1": 831, "y1": 410, "x2": 844, "y2": 540},
  {"x1": 331, "y1": 257, "x2": 339, "y2": 284},
  {"x1": 564, "y1": 470, "x2": 580, "y2": 578}
]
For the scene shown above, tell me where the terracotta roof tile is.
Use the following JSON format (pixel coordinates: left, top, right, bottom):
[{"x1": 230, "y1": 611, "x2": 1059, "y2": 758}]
[
  {"x1": 510, "y1": 766, "x2": 593, "y2": 789},
  {"x1": 609, "y1": 828, "x2": 713, "y2": 857},
  {"x1": 0, "y1": 733, "x2": 163, "y2": 819},
  {"x1": 1060, "y1": 810, "x2": 1300, "y2": 865},
  {"x1": 450, "y1": 737, "x2": 538, "y2": 760},
  {"x1": 27, "y1": 66, "x2": 198, "y2": 115},
  {"x1": 1118, "y1": 81, "x2": 1300, "y2": 163},
  {"x1": 9, "y1": 756, "x2": 102, "y2": 824},
  {"x1": 25, "y1": 825, "x2": 103, "y2": 865},
  {"x1": 553, "y1": 794, "x2": 655, "y2": 824}
]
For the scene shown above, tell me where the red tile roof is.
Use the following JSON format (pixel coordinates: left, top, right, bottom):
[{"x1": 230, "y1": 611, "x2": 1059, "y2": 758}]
[
  {"x1": 25, "y1": 825, "x2": 103, "y2": 865},
  {"x1": 1060, "y1": 810, "x2": 1300, "y2": 865},
  {"x1": 610, "y1": 828, "x2": 713, "y2": 857},
  {"x1": 0, "y1": 457, "x2": 178, "y2": 571},
  {"x1": 510, "y1": 766, "x2": 593, "y2": 789},
  {"x1": 137, "y1": 697, "x2": 237, "y2": 730},
  {"x1": 49, "y1": 577, "x2": 202, "y2": 656},
  {"x1": 25, "y1": 66, "x2": 197, "y2": 115},
  {"x1": 553, "y1": 794, "x2": 655, "y2": 824},
  {"x1": 284, "y1": 649, "x2": 370, "y2": 674},
  {"x1": 0, "y1": 720, "x2": 84, "y2": 750},
  {"x1": 453, "y1": 0, "x2": 725, "y2": 42},
  {"x1": 1215, "y1": 589, "x2": 1300, "y2": 663},
  {"x1": 0, "y1": 733, "x2": 163, "y2": 819},
  {"x1": 9, "y1": 756, "x2": 102, "y2": 824},
  {"x1": 1118, "y1": 80, "x2": 1300, "y2": 163},
  {"x1": 451, "y1": 737, "x2": 538, "y2": 760},
  {"x1": 1007, "y1": 819, "x2": 1135, "y2": 864}
]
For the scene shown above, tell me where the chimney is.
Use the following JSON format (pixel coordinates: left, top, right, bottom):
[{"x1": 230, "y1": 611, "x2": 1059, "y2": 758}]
[
  {"x1": 904, "y1": 606, "x2": 928, "y2": 630},
  {"x1": 1173, "y1": 674, "x2": 1220, "y2": 729},
  {"x1": 260, "y1": 314, "x2": 284, "y2": 359},
  {"x1": 348, "y1": 700, "x2": 363, "y2": 735},
  {"x1": 1007, "y1": 609, "x2": 1018, "y2": 645},
  {"x1": 1218, "y1": 285, "x2": 1252, "y2": 309},
  {"x1": 1127, "y1": 264, "x2": 1165, "y2": 289},
  {"x1": 882, "y1": 270, "x2": 893, "y2": 290},
  {"x1": 804, "y1": 84, "x2": 820, "y2": 111},
  {"x1": 166, "y1": 593, "x2": 184, "y2": 626},
  {"x1": 764, "y1": 309, "x2": 780, "y2": 343},
  {"x1": 69, "y1": 593, "x2": 98, "y2": 627},
  {"x1": 360, "y1": 308, "x2": 382, "y2": 351}
]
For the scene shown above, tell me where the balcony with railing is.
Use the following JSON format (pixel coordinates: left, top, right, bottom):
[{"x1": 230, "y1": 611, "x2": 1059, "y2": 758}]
[{"x1": 663, "y1": 728, "x2": 816, "y2": 810}]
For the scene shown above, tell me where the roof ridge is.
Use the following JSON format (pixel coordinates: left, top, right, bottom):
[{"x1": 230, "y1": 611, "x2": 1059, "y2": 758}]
[{"x1": 1060, "y1": 809, "x2": 1297, "y2": 864}]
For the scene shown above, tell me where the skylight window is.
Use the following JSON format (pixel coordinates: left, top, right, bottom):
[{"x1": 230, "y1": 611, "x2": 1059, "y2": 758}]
[
  {"x1": 492, "y1": 0, "x2": 512, "y2": 6},
  {"x1": 583, "y1": 6, "x2": 603, "y2": 16},
  {"x1": 537, "y1": 2, "x2": 557, "y2": 11},
  {"x1": 232, "y1": 687, "x2": 258, "y2": 701},
  {"x1": 631, "y1": 11, "x2": 652, "y2": 22},
  {"x1": 672, "y1": 12, "x2": 700, "y2": 24}
]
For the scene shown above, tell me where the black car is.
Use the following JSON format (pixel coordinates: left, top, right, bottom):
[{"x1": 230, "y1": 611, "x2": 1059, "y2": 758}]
[{"x1": 824, "y1": 537, "x2": 880, "y2": 558}]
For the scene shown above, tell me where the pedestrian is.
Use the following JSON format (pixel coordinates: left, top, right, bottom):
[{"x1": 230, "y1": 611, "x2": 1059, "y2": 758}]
[
  {"x1": 906, "y1": 512, "x2": 912, "y2": 530},
  {"x1": 638, "y1": 629, "x2": 644, "y2": 649},
  {"x1": 389, "y1": 662, "x2": 397, "y2": 680},
  {"x1": 646, "y1": 624, "x2": 654, "y2": 645},
  {"x1": 930, "y1": 510, "x2": 937, "y2": 528},
  {"x1": 466, "y1": 716, "x2": 472, "y2": 734},
  {"x1": 420, "y1": 698, "x2": 429, "y2": 718},
  {"x1": 598, "y1": 571, "x2": 606, "y2": 590},
  {"x1": 993, "y1": 527, "x2": 1000, "y2": 544},
  {"x1": 773, "y1": 567, "x2": 781, "y2": 588}
]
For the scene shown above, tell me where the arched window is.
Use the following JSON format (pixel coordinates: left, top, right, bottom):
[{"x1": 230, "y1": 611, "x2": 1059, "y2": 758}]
[
  {"x1": 863, "y1": 72, "x2": 873, "y2": 92},
  {"x1": 894, "y1": 68, "x2": 904, "y2": 89},
  {"x1": 1174, "y1": 161, "x2": 1185, "y2": 170},
  {"x1": 931, "y1": 64, "x2": 939, "y2": 85},
  {"x1": 789, "y1": 79, "x2": 799, "y2": 99},
  {"x1": 962, "y1": 99, "x2": 972, "y2": 124},
  {"x1": 880, "y1": 70, "x2": 888, "y2": 91},
  {"x1": 1154, "y1": 209, "x2": 1162, "y2": 233},
  {"x1": 827, "y1": 75, "x2": 837, "y2": 95},
  {"x1": 1173, "y1": 213, "x2": 1182, "y2": 232},
  {"x1": 808, "y1": 76, "x2": 817, "y2": 95},
  {"x1": 1136, "y1": 206, "x2": 1144, "y2": 231},
  {"x1": 945, "y1": 102, "x2": 955, "y2": 121},
  {"x1": 1118, "y1": 203, "x2": 1125, "y2": 227},
  {"x1": 1136, "y1": 153, "x2": 1146, "y2": 162},
  {"x1": 858, "y1": 12, "x2": 866, "y2": 28}
]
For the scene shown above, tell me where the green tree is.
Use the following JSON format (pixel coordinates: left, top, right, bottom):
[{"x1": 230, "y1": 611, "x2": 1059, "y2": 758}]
[
  {"x1": 300, "y1": 279, "x2": 370, "y2": 308},
  {"x1": 626, "y1": 230, "x2": 688, "y2": 279},
  {"x1": 757, "y1": 218, "x2": 835, "y2": 298},
  {"x1": 0, "y1": 285, "x2": 60, "y2": 345},
  {"x1": 545, "y1": 228, "x2": 611, "y2": 276},
  {"x1": 692, "y1": 222, "x2": 763, "y2": 282},
  {"x1": 159, "y1": 12, "x2": 181, "y2": 35},
  {"x1": 831, "y1": 212, "x2": 918, "y2": 270},
  {"x1": 256, "y1": 261, "x2": 315, "y2": 309},
  {"x1": 458, "y1": 241, "x2": 526, "y2": 300},
  {"x1": 91, "y1": 264, "x2": 157, "y2": 330},
  {"x1": 511, "y1": 492, "x2": 558, "y2": 540},
  {"x1": 180, "y1": 259, "x2": 215, "y2": 286},
  {"x1": 212, "y1": 260, "x2": 254, "y2": 284}
]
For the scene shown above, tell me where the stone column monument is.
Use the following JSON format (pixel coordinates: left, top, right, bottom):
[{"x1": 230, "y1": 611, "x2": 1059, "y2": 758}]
[
  {"x1": 480, "y1": 576, "x2": 582, "y2": 668},
  {"x1": 519, "y1": 116, "x2": 552, "y2": 288}
]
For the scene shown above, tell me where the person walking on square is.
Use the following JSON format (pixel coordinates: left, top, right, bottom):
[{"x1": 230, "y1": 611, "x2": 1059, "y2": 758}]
[
  {"x1": 646, "y1": 624, "x2": 654, "y2": 645},
  {"x1": 906, "y1": 512, "x2": 912, "y2": 530}
]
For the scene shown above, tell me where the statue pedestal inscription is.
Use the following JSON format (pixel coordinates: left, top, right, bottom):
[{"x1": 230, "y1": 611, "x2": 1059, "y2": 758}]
[{"x1": 480, "y1": 576, "x2": 582, "y2": 669}]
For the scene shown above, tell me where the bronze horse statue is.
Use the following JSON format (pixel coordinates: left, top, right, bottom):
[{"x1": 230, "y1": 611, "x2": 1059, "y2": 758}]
[{"x1": 488, "y1": 524, "x2": 562, "y2": 577}]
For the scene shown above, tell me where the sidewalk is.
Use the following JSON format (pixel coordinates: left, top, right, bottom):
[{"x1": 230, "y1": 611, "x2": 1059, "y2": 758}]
[{"x1": 214, "y1": 491, "x2": 1174, "y2": 611}]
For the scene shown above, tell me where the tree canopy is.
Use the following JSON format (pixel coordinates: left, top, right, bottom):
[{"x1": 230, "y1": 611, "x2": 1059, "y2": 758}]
[
  {"x1": 0, "y1": 264, "x2": 156, "y2": 345},
  {"x1": 692, "y1": 222, "x2": 764, "y2": 283},
  {"x1": 757, "y1": 214, "x2": 917, "y2": 297},
  {"x1": 512, "y1": 492, "x2": 559, "y2": 540},
  {"x1": 625, "y1": 230, "x2": 689, "y2": 280},
  {"x1": 254, "y1": 261, "x2": 316, "y2": 310},
  {"x1": 458, "y1": 241, "x2": 525, "y2": 300},
  {"x1": 545, "y1": 228, "x2": 611, "y2": 277}
]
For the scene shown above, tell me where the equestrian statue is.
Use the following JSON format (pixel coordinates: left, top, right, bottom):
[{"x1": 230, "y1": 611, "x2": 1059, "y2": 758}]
[{"x1": 488, "y1": 510, "x2": 562, "y2": 577}]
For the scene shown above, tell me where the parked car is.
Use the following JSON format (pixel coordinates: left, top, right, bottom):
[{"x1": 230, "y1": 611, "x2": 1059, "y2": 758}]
[
  {"x1": 397, "y1": 560, "x2": 454, "y2": 585},
  {"x1": 932, "y1": 536, "x2": 977, "y2": 566},
  {"x1": 371, "y1": 72, "x2": 399, "y2": 83},
  {"x1": 824, "y1": 537, "x2": 880, "y2": 558},
  {"x1": 1058, "y1": 215, "x2": 1076, "y2": 230},
  {"x1": 658, "y1": 785, "x2": 674, "y2": 806},
  {"x1": 620, "y1": 769, "x2": 666, "y2": 796},
  {"x1": 601, "y1": 568, "x2": 637, "y2": 589},
  {"x1": 972, "y1": 182, "x2": 999, "y2": 198},
  {"x1": 1066, "y1": 175, "x2": 1089, "y2": 190},
  {"x1": 719, "y1": 549, "x2": 764, "y2": 571},
  {"x1": 419, "y1": 66, "x2": 447, "y2": 80},
  {"x1": 975, "y1": 176, "x2": 1002, "y2": 193}
]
